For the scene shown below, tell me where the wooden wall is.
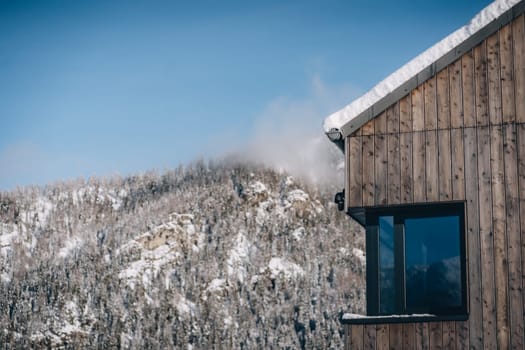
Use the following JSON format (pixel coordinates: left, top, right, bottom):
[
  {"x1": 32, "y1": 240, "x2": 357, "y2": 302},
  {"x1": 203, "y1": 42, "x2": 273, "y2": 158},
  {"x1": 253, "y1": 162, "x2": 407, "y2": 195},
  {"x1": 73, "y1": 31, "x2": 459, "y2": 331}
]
[
  {"x1": 344, "y1": 14, "x2": 525, "y2": 349},
  {"x1": 344, "y1": 322, "x2": 464, "y2": 350}
]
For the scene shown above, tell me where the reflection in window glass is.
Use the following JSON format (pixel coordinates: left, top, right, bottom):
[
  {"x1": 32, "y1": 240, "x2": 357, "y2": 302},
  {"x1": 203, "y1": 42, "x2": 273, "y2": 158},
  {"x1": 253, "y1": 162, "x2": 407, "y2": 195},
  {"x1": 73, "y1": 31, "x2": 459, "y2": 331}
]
[
  {"x1": 405, "y1": 216, "x2": 461, "y2": 312},
  {"x1": 379, "y1": 216, "x2": 395, "y2": 314}
]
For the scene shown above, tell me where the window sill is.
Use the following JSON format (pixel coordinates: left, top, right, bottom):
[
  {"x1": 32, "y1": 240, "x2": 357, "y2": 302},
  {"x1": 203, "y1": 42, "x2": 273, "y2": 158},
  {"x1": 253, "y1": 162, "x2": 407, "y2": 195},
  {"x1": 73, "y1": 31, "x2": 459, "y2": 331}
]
[{"x1": 341, "y1": 313, "x2": 468, "y2": 325}]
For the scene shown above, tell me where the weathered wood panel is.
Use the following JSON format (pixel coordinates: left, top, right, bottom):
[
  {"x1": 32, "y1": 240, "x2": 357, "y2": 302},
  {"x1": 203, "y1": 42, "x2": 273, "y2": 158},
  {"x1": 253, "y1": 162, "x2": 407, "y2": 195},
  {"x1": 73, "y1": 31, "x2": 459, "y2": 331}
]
[
  {"x1": 387, "y1": 102, "x2": 400, "y2": 134},
  {"x1": 438, "y1": 129, "x2": 452, "y2": 201},
  {"x1": 450, "y1": 58, "x2": 465, "y2": 202},
  {"x1": 487, "y1": 32, "x2": 502, "y2": 126},
  {"x1": 475, "y1": 42, "x2": 490, "y2": 126},
  {"x1": 399, "y1": 95, "x2": 412, "y2": 133},
  {"x1": 376, "y1": 325, "x2": 389, "y2": 349},
  {"x1": 456, "y1": 321, "x2": 469, "y2": 350},
  {"x1": 375, "y1": 110, "x2": 387, "y2": 135},
  {"x1": 442, "y1": 322, "x2": 456, "y2": 350},
  {"x1": 387, "y1": 133, "x2": 400, "y2": 205},
  {"x1": 374, "y1": 134, "x2": 388, "y2": 205},
  {"x1": 400, "y1": 96, "x2": 413, "y2": 204},
  {"x1": 477, "y1": 126, "x2": 497, "y2": 349},
  {"x1": 400, "y1": 133, "x2": 413, "y2": 205},
  {"x1": 428, "y1": 322, "x2": 442, "y2": 350},
  {"x1": 388, "y1": 324, "x2": 402, "y2": 350},
  {"x1": 517, "y1": 124, "x2": 525, "y2": 350},
  {"x1": 425, "y1": 78, "x2": 439, "y2": 202},
  {"x1": 424, "y1": 78, "x2": 438, "y2": 130},
  {"x1": 490, "y1": 125, "x2": 510, "y2": 349},
  {"x1": 348, "y1": 136, "x2": 363, "y2": 208},
  {"x1": 415, "y1": 323, "x2": 429, "y2": 350},
  {"x1": 425, "y1": 130, "x2": 439, "y2": 201},
  {"x1": 450, "y1": 59, "x2": 464, "y2": 129},
  {"x1": 437, "y1": 69, "x2": 451, "y2": 130},
  {"x1": 362, "y1": 134, "x2": 375, "y2": 207},
  {"x1": 373, "y1": 111, "x2": 388, "y2": 350},
  {"x1": 462, "y1": 51, "x2": 477, "y2": 127},
  {"x1": 504, "y1": 124, "x2": 524, "y2": 349},
  {"x1": 374, "y1": 112, "x2": 388, "y2": 206},
  {"x1": 413, "y1": 131, "x2": 426, "y2": 203},
  {"x1": 345, "y1": 325, "x2": 352, "y2": 350},
  {"x1": 350, "y1": 324, "x2": 364, "y2": 350},
  {"x1": 500, "y1": 23, "x2": 515, "y2": 123},
  {"x1": 514, "y1": 15, "x2": 525, "y2": 122},
  {"x1": 362, "y1": 119, "x2": 375, "y2": 136},
  {"x1": 464, "y1": 127, "x2": 483, "y2": 349},
  {"x1": 412, "y1": 86, "x2": 425, "y2": 132},
  {"x1": 364, "y1": 325, "x2": 377, "y2": 350},
  {"x1": 387, "y1": 105, "x2": 401, "y2": 205},
  {"x1": 450, "y1": 129, "x2": 465, "y2": 200},
  {"x1": 402, "y1": 323, "x2": 416, "y2": 350}
]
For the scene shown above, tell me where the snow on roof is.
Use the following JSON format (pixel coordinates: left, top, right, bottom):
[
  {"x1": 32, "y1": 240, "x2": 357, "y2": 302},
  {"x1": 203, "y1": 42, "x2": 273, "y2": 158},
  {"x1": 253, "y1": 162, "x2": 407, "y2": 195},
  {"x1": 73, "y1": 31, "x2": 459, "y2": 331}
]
[{"x1": 323, "y1": 0, "x2": 522, "y2": 134}]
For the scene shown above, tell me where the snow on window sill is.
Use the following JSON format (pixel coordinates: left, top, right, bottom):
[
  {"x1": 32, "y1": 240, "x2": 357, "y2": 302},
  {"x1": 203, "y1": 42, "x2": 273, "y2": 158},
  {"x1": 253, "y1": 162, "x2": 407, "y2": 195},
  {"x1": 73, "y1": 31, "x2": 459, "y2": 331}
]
[{"x1": 341, "y1": 313, "x2": 468, "y2": 325}]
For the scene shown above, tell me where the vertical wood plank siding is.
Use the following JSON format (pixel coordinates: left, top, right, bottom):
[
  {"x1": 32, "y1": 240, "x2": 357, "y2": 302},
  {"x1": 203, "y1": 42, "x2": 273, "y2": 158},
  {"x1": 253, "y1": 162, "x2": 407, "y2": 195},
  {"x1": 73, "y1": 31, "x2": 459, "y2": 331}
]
[
  {"x1": 399, "y1": 96, "x2": 413, "y2": 204},
  {"x1": 374, "y1": 112, "x2": 388, "y2": 207},
  {"x1": 343, "y1": 15, "x2": 525, "y2": 349},
  {"x1": 503, "y1": 124, "x2": 524, "y2": 349},
  {"x1": 389, "y1": 324, "x2": 403, "y2": 350},
  {"x1": 442, "y1": 321, "x2": 456, "y2": 350},
  {"x1": 464, "y1": 126, "x2": 483, "y2": 350},
  {"x1": 348, "y1": 137, "x2": 363, "y2": 207},
  {"x1": 402, "y1": 323, "x2": 416, "y2": 350},
  {"x1": 387, "y1": 105, "x2": 401, "y2": 205},
  {"x1": 364, "y1": 325, "x2": 377, "y2": 350}
]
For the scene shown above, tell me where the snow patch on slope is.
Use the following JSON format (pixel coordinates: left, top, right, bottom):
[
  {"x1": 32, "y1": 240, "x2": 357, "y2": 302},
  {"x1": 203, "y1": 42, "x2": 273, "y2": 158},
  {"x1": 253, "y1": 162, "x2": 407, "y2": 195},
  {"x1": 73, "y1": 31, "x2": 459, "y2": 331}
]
[
  {"x1": 0, "y1": 226, "x2": 17, "y2": 257},
  {"x1": 31, "y1": 300, "x2": 91, "y2": 347},
  {"x1": 352, "y1": 248, "x2": 366, "y2": 265},
  {"x1": 72, "y1": 186, "x2": 125, "y2": 210},
  {"x1": 118, "y1": 213, "x2": 203, "y2": 289},
  {"x1": 264, "y1": 257, "x2": 304, "y2": 279},
  {"x1": 175, "y1": 294, "x2": 197, "y2": 315},
  {"x1": 292, "y1": 227, "x2": 305, "y2": 241},
  {"x1": 58, "y1": 236, "x2": 84, "y2": 258},
  {"x1": 287, "y1": 189, "x2": 309, "y2": 202},
  {"x1": 29, "y1": 196, "x2": 54, "y2": 226},
  {"x1": 207, "y1": 278, "x2": 226, "y2": 292},
  {"x1": 226, "y1": 232, "x2": 253, "y2": 282}
]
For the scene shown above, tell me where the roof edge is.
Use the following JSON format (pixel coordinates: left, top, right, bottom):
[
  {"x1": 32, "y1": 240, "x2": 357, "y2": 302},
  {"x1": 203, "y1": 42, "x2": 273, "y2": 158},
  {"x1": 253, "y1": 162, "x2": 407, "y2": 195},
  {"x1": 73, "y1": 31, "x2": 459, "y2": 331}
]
[{"x1": 328, "y1": 0, "x2": 525, "y2": 141}]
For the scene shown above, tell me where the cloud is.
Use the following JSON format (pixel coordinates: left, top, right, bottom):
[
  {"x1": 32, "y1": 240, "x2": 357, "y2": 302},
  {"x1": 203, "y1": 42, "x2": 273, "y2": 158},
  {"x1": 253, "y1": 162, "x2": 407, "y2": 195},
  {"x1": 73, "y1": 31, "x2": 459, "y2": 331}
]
[
  {"x1": 1, "y1": 76, "x2": 362, "y2": 190},
  {"x1": 242, "y1": 75, "x2": 362, "y2": 185}
]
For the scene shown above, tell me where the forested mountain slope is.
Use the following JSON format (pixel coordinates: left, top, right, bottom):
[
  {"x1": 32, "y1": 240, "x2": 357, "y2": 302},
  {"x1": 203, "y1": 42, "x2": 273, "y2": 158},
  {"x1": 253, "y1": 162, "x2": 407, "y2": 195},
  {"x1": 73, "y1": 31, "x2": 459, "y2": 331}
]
[{"x1": 0, "y1": 159, "x2": 365, "y2": 349}]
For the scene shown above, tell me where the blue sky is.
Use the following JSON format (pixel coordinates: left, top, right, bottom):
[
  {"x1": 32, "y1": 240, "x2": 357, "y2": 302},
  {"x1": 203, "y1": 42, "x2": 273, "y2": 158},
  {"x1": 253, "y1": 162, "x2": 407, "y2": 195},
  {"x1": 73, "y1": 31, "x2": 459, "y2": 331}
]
[{"x1": 0, "y1": 0, "x2": 492, "y2": 190}]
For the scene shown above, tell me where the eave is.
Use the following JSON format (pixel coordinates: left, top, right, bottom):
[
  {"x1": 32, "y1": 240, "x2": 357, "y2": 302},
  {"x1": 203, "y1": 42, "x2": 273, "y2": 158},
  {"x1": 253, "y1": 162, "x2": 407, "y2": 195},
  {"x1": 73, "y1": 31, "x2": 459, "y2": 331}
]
[{"x1": 324, "y1": 0, "x2": 525, "y2": 150}]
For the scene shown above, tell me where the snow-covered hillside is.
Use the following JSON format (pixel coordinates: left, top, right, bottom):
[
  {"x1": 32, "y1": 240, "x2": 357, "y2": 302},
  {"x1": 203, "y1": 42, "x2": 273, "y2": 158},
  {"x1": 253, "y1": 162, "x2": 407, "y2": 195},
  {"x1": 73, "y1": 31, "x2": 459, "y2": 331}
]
[{"x1": 0, "y1": 160, "x2": 365, "y2": 349}]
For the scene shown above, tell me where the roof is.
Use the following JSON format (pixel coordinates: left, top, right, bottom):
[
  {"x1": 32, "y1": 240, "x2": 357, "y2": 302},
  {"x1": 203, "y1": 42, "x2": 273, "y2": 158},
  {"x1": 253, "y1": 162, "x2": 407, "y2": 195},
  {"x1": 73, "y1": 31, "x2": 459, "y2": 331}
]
[{"x1": 323, "y1": 0, "x2": 525, "y2": 145}]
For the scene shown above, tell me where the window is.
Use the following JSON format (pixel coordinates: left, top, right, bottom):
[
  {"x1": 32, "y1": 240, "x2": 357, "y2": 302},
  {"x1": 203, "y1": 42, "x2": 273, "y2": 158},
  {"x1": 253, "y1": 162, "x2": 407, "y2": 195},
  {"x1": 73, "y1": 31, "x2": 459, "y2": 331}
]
[{"x1": 357, "y1": 202, "x2": 467, "y2": 317}]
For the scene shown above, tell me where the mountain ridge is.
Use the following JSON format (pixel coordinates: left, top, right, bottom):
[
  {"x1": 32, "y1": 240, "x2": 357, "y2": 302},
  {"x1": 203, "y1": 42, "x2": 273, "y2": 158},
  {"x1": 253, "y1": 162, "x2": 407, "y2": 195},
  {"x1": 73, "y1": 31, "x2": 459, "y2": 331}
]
[{"x1": 0, "y1": 159, "x2": 364, "y2": 349}]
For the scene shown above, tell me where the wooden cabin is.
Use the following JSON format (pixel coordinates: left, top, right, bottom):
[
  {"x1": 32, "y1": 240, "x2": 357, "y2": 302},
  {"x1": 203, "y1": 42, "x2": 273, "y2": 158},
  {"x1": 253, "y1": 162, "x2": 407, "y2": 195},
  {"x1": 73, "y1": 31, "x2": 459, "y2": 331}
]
[{"x1": 324, "y1": 0, "x2": 525, "y2": 348}]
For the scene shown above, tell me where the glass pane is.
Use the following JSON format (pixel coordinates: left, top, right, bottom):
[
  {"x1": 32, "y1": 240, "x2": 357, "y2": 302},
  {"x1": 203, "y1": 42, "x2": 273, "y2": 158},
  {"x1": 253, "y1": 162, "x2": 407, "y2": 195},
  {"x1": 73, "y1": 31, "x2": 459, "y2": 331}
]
[
  {"x1": 379, "y1": 216, "x2": 395, "y2": 314},
  {"x1": 405, "y1": 216, "x2": 462, "y2": 312}
]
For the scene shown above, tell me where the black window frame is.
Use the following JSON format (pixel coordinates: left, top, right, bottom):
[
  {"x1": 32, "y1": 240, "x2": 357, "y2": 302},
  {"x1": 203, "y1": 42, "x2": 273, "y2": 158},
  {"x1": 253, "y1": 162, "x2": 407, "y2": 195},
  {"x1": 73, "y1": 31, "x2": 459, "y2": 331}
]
[{"x1": 351, "y1": 201, "x2": 468, "y2": 317}]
